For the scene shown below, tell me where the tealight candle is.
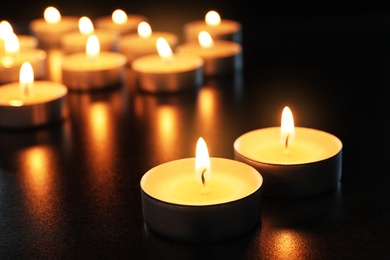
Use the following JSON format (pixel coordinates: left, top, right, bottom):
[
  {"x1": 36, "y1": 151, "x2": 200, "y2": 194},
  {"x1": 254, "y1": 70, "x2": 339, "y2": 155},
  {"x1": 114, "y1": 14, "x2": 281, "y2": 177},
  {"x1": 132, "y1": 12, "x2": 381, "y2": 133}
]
[
  {"x1": 29, "y1": 6, "x2": 79, "y2": 48},
  {"x1": 176, "y1": 31, "x2": 243, "y2": 76},
  {"x1": 118, "y1": 21, "x2": 178, "y2": 65},
  {"x1": 61, "y1": 34, "x2": 127, "y2": 91},
  {"x1": 0, "y1": 62, "x2": 68, "y2": 128},
  {"x1": 0, "y1": 33, "x2": 47, "y2": 84},
  {"x1": 61, "y1": 16, "x2": 119, "y2": 54},
  {"x1": 183, "y1": 10, "x2": 242, "y2": 44},
  {"x1": 131, "y1": 37, "x2": 204, "y2": 93},
  {"x1": 234, "y1": 106, "x2": 343, "y2": 199},
  {"x1": 0, "y1": 20, "x2": 38, "y2": 54},
  {"x1": 94, "y1": 9, "x2": 147, "y2": 36},
  {"x1": 141, "y1": 137, "x2": 263, "y2": 244}
]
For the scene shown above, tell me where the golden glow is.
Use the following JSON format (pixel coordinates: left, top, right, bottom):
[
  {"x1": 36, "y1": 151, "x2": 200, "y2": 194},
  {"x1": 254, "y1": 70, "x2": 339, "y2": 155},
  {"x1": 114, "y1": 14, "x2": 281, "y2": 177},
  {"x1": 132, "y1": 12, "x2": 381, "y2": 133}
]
[
  {"x1": 79, "y1": 16, "x2": 94, "y2": 35},
  {"x1": 19, "y1": 62, "x2": 34, "y2": 97},
  {"x1": 138, "y1": 21, "x2": 152, "y2": 38},
  {"x1": 198, "y1": 31, "x2": 214, "y2": 49},
  {"x1": 0, "y1": 20, "x2": 13, "y2": 40},
  {"x1": 44, "y1": 6, "x2": 61, "y2": 24},
  {"x1": 8, "y1": 99, "x2": 24, "y2": 106},
  {"x1": 205, "y1": 10, "x2": 221, "y2": 26},
  {"x1": 90, "y1": 102, "x2": 109, "y2": 145},
  {"x1": 195, "y1": 137, "x2": 211, "y2": 186},
  {"x1": 86, "y1": 34, "x2": 100, "y2": 59},
  {"x1": 4, "y1": 32, "x2": 19, "y2": 54},
  {"x1": 281, "y1": 106, "x2": 295, "y2": 148},
  {"x1": 112, "y1": 9, "x2": 128, "y2": 24},
  {"x1": 156, "y1": 37, "x2": 173, "y2": 62}
]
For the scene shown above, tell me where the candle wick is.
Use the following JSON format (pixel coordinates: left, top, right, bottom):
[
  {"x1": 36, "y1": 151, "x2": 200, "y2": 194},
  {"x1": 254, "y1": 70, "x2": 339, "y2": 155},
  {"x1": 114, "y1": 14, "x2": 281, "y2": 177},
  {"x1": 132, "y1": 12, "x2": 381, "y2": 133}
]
[
  {"x1": 201, "y1": 168, "x2": 206, "y2": 186},
  {"x1": 285, "y1": 133, "x2": 290, "y2": 149}
]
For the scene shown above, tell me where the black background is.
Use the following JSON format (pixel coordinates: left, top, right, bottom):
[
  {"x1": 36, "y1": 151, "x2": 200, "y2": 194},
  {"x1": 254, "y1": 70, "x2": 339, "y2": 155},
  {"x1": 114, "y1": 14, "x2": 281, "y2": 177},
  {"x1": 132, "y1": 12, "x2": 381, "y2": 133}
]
[{"x1": 1, "y1": 1, "x2": 390, "y2": 259}]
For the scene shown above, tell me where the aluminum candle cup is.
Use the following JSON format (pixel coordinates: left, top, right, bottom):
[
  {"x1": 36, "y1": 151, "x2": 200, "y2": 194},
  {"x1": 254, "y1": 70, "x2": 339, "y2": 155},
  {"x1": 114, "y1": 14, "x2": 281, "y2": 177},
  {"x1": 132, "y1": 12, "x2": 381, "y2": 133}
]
[
  {"x1": 0, "y1": 81, "x2": 68, "y2": 128},
  {"x1": 0, "y1": 49, "x2": 47, "y2": 84},
  {"x1": 118, "y1": 32, "x2": 178, "y2": 65},
  {"x1": 140, "y1": 157, "x2": 263, "y2": 244},
  {"x1": 176, "y1": 40, "x2": 243, "y2": 76},
  {"x1": 29, "y1": 16, "x2": 79, "y2": 48},
  {"x1": 234, "y1": 127, "x2": 343, "y2": 199},
  {"x1": 131, "y1": 53, "x2": 204, "y2": 93},
  {"x1": 61, "y1": 51, "x2": 127, "y2": 91}
]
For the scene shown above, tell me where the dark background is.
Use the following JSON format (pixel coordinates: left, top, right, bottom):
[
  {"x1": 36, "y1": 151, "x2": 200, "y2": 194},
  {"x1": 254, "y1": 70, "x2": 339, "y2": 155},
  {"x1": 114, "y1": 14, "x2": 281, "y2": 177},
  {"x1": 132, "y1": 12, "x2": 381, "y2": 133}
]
[{"x1": 1, "y1": 1, "x2": 390, "y2": 259}]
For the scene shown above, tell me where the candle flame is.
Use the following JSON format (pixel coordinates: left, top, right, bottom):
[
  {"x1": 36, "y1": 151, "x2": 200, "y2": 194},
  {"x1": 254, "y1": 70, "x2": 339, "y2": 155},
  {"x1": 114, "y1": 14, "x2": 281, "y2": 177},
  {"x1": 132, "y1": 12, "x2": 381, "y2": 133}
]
[
  {"x1": 281, "y1": 106, "x2": 295, "y2": 149},
  {"x1": 79, "y1": 16, "x2": 94, "y2": 35},
  {"x1": 19, "y1": 61, "x2": 34, "y2": 98},
  {"x1": 0, "y1": 20, "x2": 13, "y2": 40},
  {"x1": 4, "y1": 32, "x2": 19, "y2": 54},
  {"x1": 112, "y1": 9, "x2": 128, "y2": 25},
  {"x1": 195, "y1": 137, "x2": 211, "y2": 191},
  {"x1": 156, "y1": 37, "x2": 173, "y2": 63},
  {"x1": 44, "y1": 6, "x2": 61, "y2": 24},
  {"x1": 86, "y1": 34, "x2": 100, "y2": 60},
  {"x1": 198, "y1": 31, "x2": 214, "y2": 49},
  {"x1": 205, "y1": 10, "x2": 221, "y2": 26},
  {"x1": 138, "y1": 21, "x2": 152, "y2": 39}
]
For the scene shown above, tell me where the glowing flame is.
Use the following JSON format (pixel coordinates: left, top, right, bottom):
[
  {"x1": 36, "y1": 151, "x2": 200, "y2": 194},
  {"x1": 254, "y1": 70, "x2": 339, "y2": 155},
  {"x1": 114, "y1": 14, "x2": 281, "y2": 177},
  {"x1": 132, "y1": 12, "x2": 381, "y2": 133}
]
[
  {"x1": 156, "y1": 37, "x2": 173, "y2": 62},
  {"x1": 198, "y1": 31, "x2": 214, "y2": 49},
  {"x1": 281, "y1": 106, "x2": 295, "y2": 148},
  {"x1": 138, "y1": 21, "x2": 152, "y2": 39},
  {"x1": 79, "y1": 16, "x2": 94, "y2": 35},
  {"x1": 195, "y1": 137, "x2": 211, "y2": 190},
  {"x1": 86, "y1": 34, "x2": 100, "y2": 60},
  {"x1": 112, "y1": 9, "x2": 128, "y2": 25},
  {"x1": 4, "y1": 32, "x2": 19, "y2": 54},
  {"x1": 44, "y1": 6, "x2": 61, "y2": 24},
  {"x1": 205, "y1": 10, "x2": 221, "y2": 26},
  {"x1": 0, "y1": 20, "x2": 13, "y2": 40},
  {"x1": 19, "y1": 61, "x2": 34, "y2": 97}
]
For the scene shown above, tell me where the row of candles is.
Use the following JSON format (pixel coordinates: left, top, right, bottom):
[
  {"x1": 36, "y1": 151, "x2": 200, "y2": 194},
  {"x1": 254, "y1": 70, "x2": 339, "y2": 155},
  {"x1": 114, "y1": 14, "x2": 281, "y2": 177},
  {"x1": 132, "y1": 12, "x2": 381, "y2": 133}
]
[{"x1": 0, "y1": 7, "x2": 343, "y2": 244}]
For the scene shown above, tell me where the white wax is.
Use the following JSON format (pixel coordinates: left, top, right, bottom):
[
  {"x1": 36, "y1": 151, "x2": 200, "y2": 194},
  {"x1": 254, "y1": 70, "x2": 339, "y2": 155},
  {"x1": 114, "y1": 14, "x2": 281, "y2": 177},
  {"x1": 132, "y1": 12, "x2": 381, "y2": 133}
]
[
  {"x1": 94, "y1": 14, "x2": 147, "y2": 35},
  {"x1": 61, "y1": 30, "x2": 119, "y2": 54},
  {"x1": 118, "y1": 32, "x2": 178, "y2": 62},
  {"x1": 176, "y1": 40, "x2": 242, "y2": 60},
  {"x1": 17, "y1": 35, "x2": 38, "y2": 50},
  {"x1": 132, "y1": 53, "x2": 203, "y2": 73},
  {"x1": 234, "y1": 127, "x2": 343, "y2": 165},
  {"x1": 184, "y1": 19, "x2": 241, "y2": 42},
  {"x1": 141, "y1": 157, "x2": 262, "y2": 206},
  {"x1": 0, "y1": 81, "x2": 67, "y2": 106},
  {"x1": 61, "y1": 51, "x2": 126, "y2": 72}
]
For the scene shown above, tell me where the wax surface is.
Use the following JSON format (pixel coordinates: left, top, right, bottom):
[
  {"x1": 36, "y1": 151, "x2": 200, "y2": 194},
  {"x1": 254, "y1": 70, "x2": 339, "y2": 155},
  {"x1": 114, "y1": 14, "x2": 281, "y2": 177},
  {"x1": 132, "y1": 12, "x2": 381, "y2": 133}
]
[
  {"x1": 17, "y1": 35, "x2": 38, "y2": 50},
  {"x1": 176, "y1": 40, "x2": 242, "y2": 58},
  {"x1": 132, "y1": 53, "x2": 203, "y2": 73},
  {"x1": 61, "y1": 30, "x2": 118, "y2": 52},
  {"x1": 119, "y1": 32, "x2": 178, "y2": 52},
  {"x1": 0, "y1": 81, "x2": 67, "y2": 106},
  {"x1": 234, "y1": 127, "x2": 342, "y2": 165},
  {"x1": 29, "y1": 16, "x2": 79, "y2": 33},
  {"x1": 94, "y1": 15, "x2": 146, "y2": 34},
  {"x1": 0, "y1": 49, "x2": 46, "y2": 68},
  {"x1": 184, "y1": 20, "x2": 241, "y2": 37},
  {"x1": 61, "y1": 52, "x2": 126, "y2": 71},
  {"x1": 141, "y1": 157, "x2": 262, "y2": 206}
]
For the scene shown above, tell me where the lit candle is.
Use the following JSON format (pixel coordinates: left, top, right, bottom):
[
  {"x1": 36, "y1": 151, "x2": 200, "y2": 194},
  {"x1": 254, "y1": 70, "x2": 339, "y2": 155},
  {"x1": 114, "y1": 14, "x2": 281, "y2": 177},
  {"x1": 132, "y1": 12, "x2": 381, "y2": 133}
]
[
  {"x1": 117, "y1": 21, "x2": 179, "y2": 65},
  {"x1": 94, "y1": 9, "x2": 147, "y2": 36},
  {"x1": 61, "y1": 34, "x2": 127, "y2": 91},
  {"x1": 0, "y1": 32, "x2": 47, "y2": 84},
  {"x1": 141, "y1": 137, "x2": 263, "y2": 244},
  {"x1": 29, "y1": 6, "x2": 79, "y2": 48},
  {"x1": 131, "y1": 37, "x2": 204, "y2": 93},
  {"x1": 176, "y1": 31, "x2": 243, "y2": 76},
  {"x1": 0, "y1": 61, "x2": 68, "y2": 128},
  {"x1": 183, "y1": 10, "x2": 242, "y2": 44},
  {"x1": 234, "y1": 106, "x2": 343, "y2": 199},
  {"x1": 0, "y1": 20, "x2": 38, "y2": 54},
  {"x1": 60, "y1": 16, "x2": 119, "y2": 54}
]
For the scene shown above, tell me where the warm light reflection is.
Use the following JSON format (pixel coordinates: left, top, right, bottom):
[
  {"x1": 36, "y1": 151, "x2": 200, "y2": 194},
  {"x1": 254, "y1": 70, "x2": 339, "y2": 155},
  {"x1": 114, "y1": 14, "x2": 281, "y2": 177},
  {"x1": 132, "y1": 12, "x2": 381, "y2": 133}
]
[
  {"x1": 46, "y1": 48, "x2": 63, "y2": 82},
  {"x1": 205, "y1": 10, "x2": 221, "y2": 26},
  {"x1": 198, "y1": 31, "x2": 214, "y2": 49},
  {"x1": 86, "y1": 34, "x2": 100, "y2": 60},
  {"x1": 281, "y1": 106, "x2": 295, "y2": 148},
  {"x1": 90, "y1": 102, "x2": 109, "y2": 146},
  {"x1": 156, "y1": 37, "x2": 173, "y2": 62},
  {"x1": 44, "y1": 6, "x2": 61, "y2": 24},
  {"x1": 197, "y1": 87, "x2": 216, "y2": 130},
  {"x1": 112, "y1": 9, "x2": 128, "y2": 24},
  {"x1": 195, "y1": 137, "x2": 211, "y2": 189},
  {"x1": 138, "y1": 21, "x2": 152, "y2": 38},
  {"x1": 79, "y1": 16, "x2": 94, "y2": 35},
  {"x1": 273, "y1": 230, "x2": 306, "y2": 259},
  {"x1": 156, "y1": 105, "x2": 179, "y2": 157},
  {"x1": 19, "y1": 61, "x2": 34, "y2": 98}
]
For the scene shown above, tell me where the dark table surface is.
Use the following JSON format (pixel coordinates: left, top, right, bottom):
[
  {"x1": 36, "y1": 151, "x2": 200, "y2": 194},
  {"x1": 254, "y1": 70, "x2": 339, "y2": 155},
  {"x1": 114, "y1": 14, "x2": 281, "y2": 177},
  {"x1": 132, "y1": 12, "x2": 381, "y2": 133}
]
[{"x1": 1, "y1": 2, "x2": 390, "y2": 259}]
